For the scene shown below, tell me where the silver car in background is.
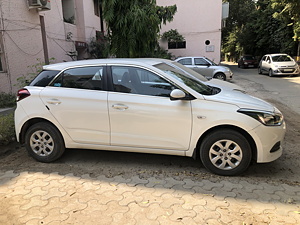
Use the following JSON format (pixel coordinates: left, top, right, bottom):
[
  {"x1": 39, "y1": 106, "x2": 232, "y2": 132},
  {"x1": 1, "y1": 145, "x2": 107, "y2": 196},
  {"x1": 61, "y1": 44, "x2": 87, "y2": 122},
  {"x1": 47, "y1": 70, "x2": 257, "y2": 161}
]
[
  {"x1": 175, "y1": 56, "x2": 233, "y2": 81},
  {"x1": 258, "y1": 53, "x2": 300, "y2": 77}
]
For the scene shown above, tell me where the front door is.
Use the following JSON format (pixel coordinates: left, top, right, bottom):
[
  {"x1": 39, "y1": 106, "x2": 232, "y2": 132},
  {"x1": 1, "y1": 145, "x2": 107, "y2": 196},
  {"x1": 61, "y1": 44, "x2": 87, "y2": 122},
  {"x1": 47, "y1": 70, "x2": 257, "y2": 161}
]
[{"x1": 108, "y1": 66, "x2": 192, "y2": 150}]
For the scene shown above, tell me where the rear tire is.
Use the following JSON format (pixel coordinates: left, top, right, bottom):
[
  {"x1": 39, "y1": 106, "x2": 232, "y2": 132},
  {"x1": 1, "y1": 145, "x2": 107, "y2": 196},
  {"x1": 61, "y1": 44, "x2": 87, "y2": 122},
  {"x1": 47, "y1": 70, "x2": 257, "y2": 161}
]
[
  {"x1": 25, "y1": 122, "x2": 65, "y2": 162},
  {"x1": 200, "y1": 129, "x2": 252, "y2": 176}
]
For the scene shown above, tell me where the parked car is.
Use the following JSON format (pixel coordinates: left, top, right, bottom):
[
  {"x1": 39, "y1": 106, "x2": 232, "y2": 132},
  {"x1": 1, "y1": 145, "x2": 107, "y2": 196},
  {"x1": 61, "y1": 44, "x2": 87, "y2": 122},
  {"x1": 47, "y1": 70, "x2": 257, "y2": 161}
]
[
  {"x1": 238, "y1": 55, "x2": 258, "y2": 68},
  {"x1": 175, "y1": 56, "x2": 233, "y2": 81},
  {"x1": 15, "y1": 58, "x2": 285, "y2": 176},
  {"x1": 258, "y1": 53, "x2": 300, "y2": 77}
]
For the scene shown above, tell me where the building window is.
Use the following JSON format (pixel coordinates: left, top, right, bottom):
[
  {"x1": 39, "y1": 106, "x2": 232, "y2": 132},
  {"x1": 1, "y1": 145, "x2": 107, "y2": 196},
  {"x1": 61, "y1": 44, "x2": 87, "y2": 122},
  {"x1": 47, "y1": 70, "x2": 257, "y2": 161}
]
[
  {"x1": 168, "y1": 41, "x2": 186, "y2": 49},
  {"x1": 62, "y1": 0, "x2": 75, "y2": 24},
  {"x1": 94, "y1": 0, "x2": 100, "y2": 17}
]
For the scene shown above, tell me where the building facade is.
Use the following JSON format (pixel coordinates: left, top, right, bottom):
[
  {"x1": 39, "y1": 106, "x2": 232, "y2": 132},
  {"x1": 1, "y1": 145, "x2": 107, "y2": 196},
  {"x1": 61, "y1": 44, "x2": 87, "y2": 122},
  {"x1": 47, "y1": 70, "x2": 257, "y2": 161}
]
[
  {"x1": 0, "y1": 0, "x2": 104, "y2": 93},
  {"x1": 157, "y1": 0, "x2": 223, "y2": 63}
]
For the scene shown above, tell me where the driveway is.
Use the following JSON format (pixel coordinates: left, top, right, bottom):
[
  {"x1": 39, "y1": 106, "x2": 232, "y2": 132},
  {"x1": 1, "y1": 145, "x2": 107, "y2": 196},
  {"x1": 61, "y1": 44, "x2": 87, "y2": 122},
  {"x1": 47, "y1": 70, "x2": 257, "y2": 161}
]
[{"x1": 0, "y1": 66, "x2": 299, "y2": 224}]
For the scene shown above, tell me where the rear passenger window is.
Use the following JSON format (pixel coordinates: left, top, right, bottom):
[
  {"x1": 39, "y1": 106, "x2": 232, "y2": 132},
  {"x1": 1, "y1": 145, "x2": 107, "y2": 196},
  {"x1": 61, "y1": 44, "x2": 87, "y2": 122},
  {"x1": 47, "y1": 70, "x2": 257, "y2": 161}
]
[
  {"x1": 30, "y1": 70, "x2": 60, "y2": 87},
  {"x1": 178, "y1": 58, "x2": 192, "y2": 65},
  {"x1": 51, "y1": 67, "x2": 104, "y2": 90}
]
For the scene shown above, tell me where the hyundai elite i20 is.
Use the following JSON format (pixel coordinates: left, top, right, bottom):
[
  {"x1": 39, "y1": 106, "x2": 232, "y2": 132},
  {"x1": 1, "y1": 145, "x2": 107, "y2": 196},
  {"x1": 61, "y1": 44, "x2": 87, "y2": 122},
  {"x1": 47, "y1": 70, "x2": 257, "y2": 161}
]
[{"x1": 15, "y1": 58, "x2": 286, "y2": 176}]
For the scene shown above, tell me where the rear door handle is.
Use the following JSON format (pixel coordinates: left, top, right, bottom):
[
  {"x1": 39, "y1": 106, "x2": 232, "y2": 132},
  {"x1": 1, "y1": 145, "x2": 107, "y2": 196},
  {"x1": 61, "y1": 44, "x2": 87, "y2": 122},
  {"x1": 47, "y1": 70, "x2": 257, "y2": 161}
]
[
  {"x1": 112, "y1": 104, "x2": 128, "y2": 110},
  {"x1": 47, "y1": 99, "x2": 61, "y2": 105}
]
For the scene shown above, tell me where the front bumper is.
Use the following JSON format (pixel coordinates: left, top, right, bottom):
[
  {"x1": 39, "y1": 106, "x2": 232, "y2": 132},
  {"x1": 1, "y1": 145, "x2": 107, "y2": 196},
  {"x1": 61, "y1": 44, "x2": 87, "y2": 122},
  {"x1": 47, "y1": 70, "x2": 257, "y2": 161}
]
[
  {"x1": 272, "y1": 67, "x2": 300, "y2": 76},
  {"x1": 249, "y1": 121, "x2": 286, "y2": 163},
  {"x1": 224, "y1": 71, "x2": 233, "y2": 80}
]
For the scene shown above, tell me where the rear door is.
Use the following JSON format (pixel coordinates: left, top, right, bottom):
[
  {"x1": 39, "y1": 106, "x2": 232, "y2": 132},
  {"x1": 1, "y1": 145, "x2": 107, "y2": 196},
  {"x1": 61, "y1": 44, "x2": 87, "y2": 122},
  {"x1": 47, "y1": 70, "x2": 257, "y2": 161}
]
[{"x1": 39, "y1": 66, "x2": 110, "y2": 145}]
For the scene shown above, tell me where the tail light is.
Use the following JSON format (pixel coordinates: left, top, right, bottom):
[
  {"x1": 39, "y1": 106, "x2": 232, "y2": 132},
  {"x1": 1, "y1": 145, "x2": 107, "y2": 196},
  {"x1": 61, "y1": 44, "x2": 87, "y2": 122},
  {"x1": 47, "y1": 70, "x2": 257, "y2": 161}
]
[{"x1": 17, "y1": 88, "x2": 31, "y2": 102}]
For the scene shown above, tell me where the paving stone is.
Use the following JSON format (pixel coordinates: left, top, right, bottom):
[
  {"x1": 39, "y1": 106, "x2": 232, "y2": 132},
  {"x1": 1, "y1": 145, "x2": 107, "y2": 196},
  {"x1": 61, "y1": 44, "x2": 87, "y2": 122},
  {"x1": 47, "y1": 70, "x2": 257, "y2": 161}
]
[
  {"x1": 142, "y1": 203, "x2": 172, "y2": 220},
  {"x1": 181, "y1": 194, "x2": 206, "y2": 210},
  {"x1": 24, "y1": 178, "x2": 50, "y2": 190},
  {"x1": 152, "y1": 184, "x2": 175, "y2": 197},
  {"x1": 253, "y1": 189, "x2": 280, "y2": 202},
  {"x1": 220, "y1": 180, "x2": 243, "y2": 192},
  {"x1": 19, "y1": 196, "x2": 49, "y2": 211},
  {"x1": 25, "y1": 218, "x2": 41, "y2": 225},
  {"x1": 233, "y1": 188, "x2": 259, "y2": 201},
  {"x1": 163, "y1": 177, "x2": 185, "y2": 188},
  {"x1": 57, "y1": 173, "x2": 81, "y2": 183},
  {"x1": 95, "y1": 175, "x2": 116, "y2": 183},
  {"x1": 18, "y1": 206, "x2": 47, "y2": 224},
  {"x1": 137, "y1": 192, "x2": 163, "y2": 207},
  {"x1": 40, "y1": 187, "x2": 67, "y2": 200},
  {"x1": 192, "y1": 205, "x2": 221, "y2": 224},
  {"x1": 6, "y1": 186, "x2": 31, "y2": 197},
  {"x1": 0, "y1": 170, "x2": 19, "y2": 180},
  {"x1": 145, "y1": 177, "x2": 166, "y2": 188},
  {"x1": 247, "y1": 199, "x2": 276, "y2": 214},
  {"x1": 23, "y1": 186, "x2": 49, "y2": 199},
  {"x1": 119, "y1": 191, "x2": 143, "y2": 206},
  {"x1": 133, "y1": 184, "x2": 155, "y2": 196},
  {"x1": 169, "y1": 204, "x2": 197, "y2": 221},
  {"x1": 282, "y1": 184, "x2": 300, "y2": 196},
  {"x1": 192, "y1": 185, "x2": 216, "y2": 196},
  {"x1": 172, "y1": 184, "x2": 195, "y2": 198},
  {"x1": 181, "y1": 217, "x2": 198, "y2": 225},
  {"x1": 40, "y1": 197, "x2": 67, "y2": 213},
  {"x1": 160, "y1": 193, "x2": 184, "y2": 209},
  {"x1": 259, "y1": 182, "x2": 285, "y2": 194},
  {"x1": 60, "y1": 198, "x2": 88, "y2": 214},
  {"x1": 182, "y1": 178, "x2": 203, "y2": 189},
  {"x1": 42, "y1": 172, "x2": 61, "y2": 182},
  {"x1": 211, "y1": 186, "x2": 237, "y2": 201},
  {"x1": 274, "y1": 190, "x2": 300, "y2": 203},
  {"x1": 94, "y1": 182, "x2": 118, "y2": 195},
  {"x1": 202, "y1": 195, "x2": 229, "y2": 211},
  {"x1": 127, "y1": 176, "x2": 148, "y2": 187},
  {"x1": 201, "y1": 180, "x2": 224, "y2": 191},
  {"x1": 238, "y1": 181, "x2": 264, "y2": 192},
  {"x1": 39, "y1": 208, "x2": 69, "y2": 224},
  {"x1": 114, "y1": 183, "x2": 137, "y2": 195}
]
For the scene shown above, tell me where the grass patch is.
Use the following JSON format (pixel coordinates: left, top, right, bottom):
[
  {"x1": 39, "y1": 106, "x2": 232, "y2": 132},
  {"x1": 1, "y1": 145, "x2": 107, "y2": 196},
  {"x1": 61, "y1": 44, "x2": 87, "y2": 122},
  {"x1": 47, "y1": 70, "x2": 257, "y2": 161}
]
[
  {"x1": 0, "y1": 92, "x2": 16, "y2": 108},
  {"x1": 0, "y1": 112, "x2": 15, "y2": 145}
]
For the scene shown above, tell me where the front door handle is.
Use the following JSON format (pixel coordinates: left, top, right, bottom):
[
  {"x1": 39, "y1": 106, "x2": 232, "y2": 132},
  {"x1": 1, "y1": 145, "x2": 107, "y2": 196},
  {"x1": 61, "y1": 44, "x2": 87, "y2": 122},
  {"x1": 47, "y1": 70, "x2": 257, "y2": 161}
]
[
  {"x1": 112, "y1": 104, "x2": 128, "y2": 110},
  {"x1": 47, "y1": 99, "x2": 61, "y2": 105}
]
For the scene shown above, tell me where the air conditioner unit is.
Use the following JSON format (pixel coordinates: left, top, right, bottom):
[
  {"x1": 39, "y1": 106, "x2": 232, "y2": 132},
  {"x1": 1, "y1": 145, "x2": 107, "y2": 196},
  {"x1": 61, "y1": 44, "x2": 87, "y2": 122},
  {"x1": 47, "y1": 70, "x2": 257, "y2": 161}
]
[{"x1": 28, "y1": 0, "x2": 51, "y2": 10}]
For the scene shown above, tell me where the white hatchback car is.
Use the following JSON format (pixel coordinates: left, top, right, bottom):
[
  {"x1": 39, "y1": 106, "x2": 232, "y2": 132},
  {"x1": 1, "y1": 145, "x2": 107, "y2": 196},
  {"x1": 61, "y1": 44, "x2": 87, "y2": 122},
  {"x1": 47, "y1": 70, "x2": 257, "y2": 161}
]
[
  {"x1": 258, "y1": 53, "x2": 300, "y2": 76},
  {"x1": 175, "y1": 56, "x2": 233, "y2": 81},
  {"x1": 15, "y1": 58, "x2": 286, "y2": 176}
]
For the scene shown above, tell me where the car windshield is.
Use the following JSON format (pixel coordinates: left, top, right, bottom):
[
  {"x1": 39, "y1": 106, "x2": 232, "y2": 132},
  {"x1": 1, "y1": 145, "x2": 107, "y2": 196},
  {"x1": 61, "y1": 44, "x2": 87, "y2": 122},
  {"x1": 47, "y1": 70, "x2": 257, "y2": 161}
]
[
  {"x1": 153, "y1": 63, "x2": 214, "y2": 95},
  {"x1": 272, "y1": 55, "x2": 293, "y2": 62},
  {"x1": 244, "y1": 56, "x2": 255, "y2": 60}
]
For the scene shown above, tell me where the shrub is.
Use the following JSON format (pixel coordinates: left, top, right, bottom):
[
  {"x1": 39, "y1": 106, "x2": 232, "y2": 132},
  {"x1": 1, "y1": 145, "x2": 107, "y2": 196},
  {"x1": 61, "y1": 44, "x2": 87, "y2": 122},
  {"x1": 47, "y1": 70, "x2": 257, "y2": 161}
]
[
  {"x1": 0, "y1": 92, "x2": 16, "y2": 108},
  {"x1": 0, "y1": 112, "x2": 15, "y2": 145}
]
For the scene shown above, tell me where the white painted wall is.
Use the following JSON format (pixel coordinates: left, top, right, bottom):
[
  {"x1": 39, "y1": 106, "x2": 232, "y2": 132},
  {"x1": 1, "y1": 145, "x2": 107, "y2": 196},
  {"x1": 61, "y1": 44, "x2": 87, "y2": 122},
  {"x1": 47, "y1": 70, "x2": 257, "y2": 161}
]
[
  {"x1": 0, "y1": 0, "x2": 102, "y2": 93},
  {"x1": 157, "y1": 0, "x2": 222, "y2": 63}
]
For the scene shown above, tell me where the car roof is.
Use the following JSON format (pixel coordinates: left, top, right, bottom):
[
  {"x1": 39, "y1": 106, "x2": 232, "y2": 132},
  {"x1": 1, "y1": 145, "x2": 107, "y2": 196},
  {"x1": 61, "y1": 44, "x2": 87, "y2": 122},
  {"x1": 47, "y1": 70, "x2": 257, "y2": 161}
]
[
  {"x1": 265, "y1": 53, "x2": 289, "y2": 57},
  {"x1": 43, "y1": 58, "x2": 173, "y2": 71}
]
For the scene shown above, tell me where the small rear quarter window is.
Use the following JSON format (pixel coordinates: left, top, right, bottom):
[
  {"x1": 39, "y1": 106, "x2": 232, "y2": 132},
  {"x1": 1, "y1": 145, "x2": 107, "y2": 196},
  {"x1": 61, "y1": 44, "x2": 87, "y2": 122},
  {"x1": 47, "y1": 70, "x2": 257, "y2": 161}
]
[{"x1": 29, "y1": 70, "x2": 60, "y2": 87}]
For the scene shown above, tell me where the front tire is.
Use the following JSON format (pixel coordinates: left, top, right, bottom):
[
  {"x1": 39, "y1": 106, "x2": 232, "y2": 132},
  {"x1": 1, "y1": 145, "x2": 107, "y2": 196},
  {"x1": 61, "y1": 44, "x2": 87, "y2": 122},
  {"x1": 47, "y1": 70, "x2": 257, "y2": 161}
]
[
  {"x1": 25, "y1": 122, "x2": 65, "y2": 162},
  {"x1": 213, "y1": 73, "x2": 226, "y2": 81},
  {"x1": 268, "y1": 69, "x2": 273, "y2": 77},
  {"x1": 200, "y1": 129, "x2": 252, "y2": 176},
  {"x1": 258, "y1": 67, "x2": 262, "y2": 74}
]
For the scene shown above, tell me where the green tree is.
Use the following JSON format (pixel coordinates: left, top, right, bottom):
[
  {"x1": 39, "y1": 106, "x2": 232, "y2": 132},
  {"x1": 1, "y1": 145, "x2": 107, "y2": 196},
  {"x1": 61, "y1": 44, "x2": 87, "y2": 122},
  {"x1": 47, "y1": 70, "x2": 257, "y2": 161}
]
[{"x1": 102, "y1": 0, "x2": 177, "y2": 58}]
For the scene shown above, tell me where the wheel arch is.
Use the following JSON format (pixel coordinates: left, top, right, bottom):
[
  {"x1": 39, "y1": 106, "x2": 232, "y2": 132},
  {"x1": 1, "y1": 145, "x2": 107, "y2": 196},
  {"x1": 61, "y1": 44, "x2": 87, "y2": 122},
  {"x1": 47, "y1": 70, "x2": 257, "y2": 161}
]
[
  {"x1": 19, "y1": 118, "x2": 63, "y2": 145},
  {"x1": 194, "y1": 125, "x2": 257, "y2": 162},
  {"x1": 213, "y1": 72, "x2": 226, "y2": 80}
]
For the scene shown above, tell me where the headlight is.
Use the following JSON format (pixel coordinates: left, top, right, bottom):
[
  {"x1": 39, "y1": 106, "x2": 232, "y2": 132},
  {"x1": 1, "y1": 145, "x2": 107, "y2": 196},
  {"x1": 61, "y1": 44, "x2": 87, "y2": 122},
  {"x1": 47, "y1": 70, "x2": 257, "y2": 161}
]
[{"x1": 238, "y1": 109, "x2": 283, "y2": 126}]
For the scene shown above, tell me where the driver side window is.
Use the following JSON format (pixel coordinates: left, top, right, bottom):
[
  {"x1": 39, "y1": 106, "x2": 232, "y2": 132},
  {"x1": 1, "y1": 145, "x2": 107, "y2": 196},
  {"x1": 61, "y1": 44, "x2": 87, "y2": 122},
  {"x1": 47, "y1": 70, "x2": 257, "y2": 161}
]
[{"x1": 111, "y1": 66, "x2": 176, "y2": 97}]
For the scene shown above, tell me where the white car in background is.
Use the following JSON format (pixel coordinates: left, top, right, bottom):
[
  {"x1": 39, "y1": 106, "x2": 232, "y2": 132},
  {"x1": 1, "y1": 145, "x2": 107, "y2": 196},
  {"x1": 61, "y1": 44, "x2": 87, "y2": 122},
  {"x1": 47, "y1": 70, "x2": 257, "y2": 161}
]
[
  {"x1": 258, "y1": 53, "x2": 300, "y2": 77},
  {"x1": 175, "y1": 56, "x2": 233, "y2": 81},
  {"x1": 15, "y1": 58, "x2": 285, "y2": 176}
]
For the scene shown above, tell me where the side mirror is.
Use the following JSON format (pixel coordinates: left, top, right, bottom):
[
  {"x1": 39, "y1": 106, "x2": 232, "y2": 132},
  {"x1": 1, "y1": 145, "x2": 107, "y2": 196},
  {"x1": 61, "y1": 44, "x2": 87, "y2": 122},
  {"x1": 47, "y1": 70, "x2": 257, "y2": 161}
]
[{"x1": 170, "y1": 89, "x2": 186, "y2": 100}]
